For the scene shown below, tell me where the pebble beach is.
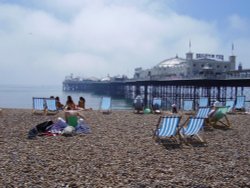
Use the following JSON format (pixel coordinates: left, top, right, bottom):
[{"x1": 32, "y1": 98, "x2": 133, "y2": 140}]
[{"x1": 0, "y1": 109, "x2": 249, "y2": 187}]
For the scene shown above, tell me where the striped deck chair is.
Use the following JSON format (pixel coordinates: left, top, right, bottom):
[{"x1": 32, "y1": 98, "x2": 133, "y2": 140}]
[
  {"x1": 196, "y1": 107, "x2": 210, "y2": 118},
  {"x1": 152, "y1": 98, "x2": 162, "y2": 114},
  {"x1": 100, "y1": 96, "x2": 112, "y2": 114},
  {"x1": 235, "y1": 96, "x2": 246, "y2": 112},
  {"x1": 183, "y1": 100, "x2": 194, "y2": 115},
  {"x1": 208, "y1": 106, "x2": 231, "y2": 128},
  {"x1": 153, "y1": 116, "x2": 181, "y2": 143},
  {"x1": 179, "y1": 117, "x2": 206, "y2": 143},
  {"x1": 32, "y1": 97, "x2": 46, "y2": 114},
  {"x1": 198, "y1": 97, "x2": 209, "y2": 107},
  {"x1": 225, "y1": 100, "x2": 235, "y2": 113},
  {"x1": 45, "y1": 98, "x2": 58, "y2": 115}
]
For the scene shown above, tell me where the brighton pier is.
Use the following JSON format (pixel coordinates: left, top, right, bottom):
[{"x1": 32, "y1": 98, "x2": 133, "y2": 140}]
[{"x1": 63, "y1": 51, "x2": 250, "y2": 110}]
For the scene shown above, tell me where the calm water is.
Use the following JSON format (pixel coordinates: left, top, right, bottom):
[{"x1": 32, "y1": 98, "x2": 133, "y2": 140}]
[
  {"x1": 1, "y1": 85, "x2": 250, "y2": 110},
  {"x1": 0, "y1": 85, "x2": 132, "y2": 110}
]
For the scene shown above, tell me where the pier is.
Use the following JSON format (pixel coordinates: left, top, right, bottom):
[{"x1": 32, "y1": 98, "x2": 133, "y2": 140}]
[{"x1": 63, "y1": 76, "x2": 250, "y2": 110}]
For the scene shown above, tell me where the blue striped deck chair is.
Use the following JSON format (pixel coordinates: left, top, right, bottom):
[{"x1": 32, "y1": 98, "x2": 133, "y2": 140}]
[
  {"x1": 235, "y1": 96, "x2": 246, "y2": 112},
  {"x1": 225, "y1": 100, "x2": 235, "y2": 113},
  {"x1": 179, "y1": 117, "x2": 206, "y2": 143},
  {"x1": 183, "y1": 100, "x2": 194, "y2": 114},
  {"x1": 100, "y1": 96, "x2": 112, "y2": 114},
  {"x1": 153, "y1": 116, "x2": 181, "y2": 143},
  {"x1": 196, "y1": 107, "x2": 210, "y2": 118},
  {"x1": 32, "y1": 97, "x2": 46, "y2": 114},
  {"x1": 152, "y1": 98, "x2": 162, "y2": 114},
  {"x1": 198, "y1": 97, "x2": 209, "y2": 107},
  {"x1": 45, "y1": 98, "x2": 58, "y2": 115}
]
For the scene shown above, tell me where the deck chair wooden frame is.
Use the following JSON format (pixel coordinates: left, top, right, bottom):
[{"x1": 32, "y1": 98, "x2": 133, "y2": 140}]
[
  {"x1": 153, "y1": 115, "x2": 181, "y2": 144},
  {"x1": 100, "y1": 96, "x2": 112, "y2": 114},
  {"x1": 179, "y1": 117, "x2": 206, "y2": 144},
  {"x1": 208, "y1": 106, "x2": 231, "y2": 128},
  {"x1": 32, "y1": 97, "x2": 46, "y2": 115}
]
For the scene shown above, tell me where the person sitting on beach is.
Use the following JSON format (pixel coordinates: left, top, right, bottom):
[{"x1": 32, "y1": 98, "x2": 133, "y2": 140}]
[
  {"x1": 55, "y1": 96, "x2": 64, "y2": 110},
  {"x1": 65, "y1": 95, "x2": 77, "y2": 110},
  {"x1": 208, "y1": 101, "x2": 221, "y2": 118},
  {"x1": 78, "y1": 96, "x2": 86, "y2": 109},
  {"x1": 171, "y1": 104, "x2": 178, "y2": 114}
]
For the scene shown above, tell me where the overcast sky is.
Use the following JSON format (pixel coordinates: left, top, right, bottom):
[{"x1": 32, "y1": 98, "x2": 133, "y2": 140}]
[{"x1": 0, "y1": 0, "x2": 250, "y2": 85}]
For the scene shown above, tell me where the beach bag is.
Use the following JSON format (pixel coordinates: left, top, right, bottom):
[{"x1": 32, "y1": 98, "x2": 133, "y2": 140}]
[
  {"x1": 36, "y1": 120, "x2": 54, "y2": 132},
  {"x1": 62, "y1": 126, "x2": 75, "y2": 136}
]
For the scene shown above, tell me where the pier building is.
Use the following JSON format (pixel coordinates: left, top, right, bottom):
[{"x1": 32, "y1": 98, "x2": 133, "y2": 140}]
[{"x1": 134, "y1": 51, "x2": 236, "y2": 80}]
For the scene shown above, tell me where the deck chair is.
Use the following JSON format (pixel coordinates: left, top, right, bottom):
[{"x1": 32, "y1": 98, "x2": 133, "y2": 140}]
[
  {"x1": 151, "y1": 98, "x2": 162, "y2": 114},
  {"x1": 45, "y1": 98, "x2": 58, "y2": 115},
  {"x1": 208, "y1": 106, "x2": 231, "y2": 128},
  {"x1": 198, "y1": 97, "x2": 209, "y2": 107},
  {"x1": 179, "y1": 117, "x2": 206, "y2": 144},
  {"x1": 235, "y1": 96, "x2": 246, "y2": 112},
  {"x1": 225, "y1": 100, "x2": 235, "y2": 113},
  {"x1": 182, "y1": 100, "x2": 194, "y2": 115},
  {"x1": 195, "y1": 107, "x2": 211, "y2": 118},
  {"x1": 133, "y1": 98, "x2": 144, "y2": 114},
  {"x1": 32, "y1": 97, "x2": 46, "y2": 114},
  {"x1": 100, "y1": 96, "x2": 112, "y2": 114},
  {"x1": 153, "y1": 116, "x2": 181, "y2": 144}
]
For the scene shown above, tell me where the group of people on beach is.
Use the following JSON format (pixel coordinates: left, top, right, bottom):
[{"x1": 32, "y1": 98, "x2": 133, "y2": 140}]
[{"x1": 50, "y1": 95, "x2": 92, "y2": 111}]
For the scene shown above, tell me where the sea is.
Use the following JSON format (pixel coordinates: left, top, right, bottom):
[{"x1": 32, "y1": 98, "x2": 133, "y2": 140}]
[
  {"x1": 1, "y1": 85, "x2": 250, "y2": 111},
  {"x1": 0, "y1": 85, "x2": 133, "y2": 110}
]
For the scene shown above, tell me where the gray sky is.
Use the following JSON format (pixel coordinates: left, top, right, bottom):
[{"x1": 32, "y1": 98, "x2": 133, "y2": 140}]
[{"x1": 0, "y1": 0, "x2": 250, "y2": 85}]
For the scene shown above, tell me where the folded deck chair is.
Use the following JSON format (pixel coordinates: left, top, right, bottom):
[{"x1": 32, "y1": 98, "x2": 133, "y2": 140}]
[
  {"x1": 195, "y1": 107, "x2": 210, "y2": 118},
  {"x1": 235, "y1": 96, "x2": 246, "y2": 112},
  {"x1": 100, "y1": 96, "x2": 112, "y2": 114},
  {"x1": 32, "y1": 97, "x2": 46, "y2": 114},
  {"x1": 152, "y1": 98, "x2": 162, "y2": 114},
  {"x1": 198, "y1": 97, "x2": 209, "y2": 107},
  {"x1": 45, "y1": 98, "x2": 58, "y2": 115},
  {"x1": 225, "y1": 100, "x2": 235, "y2": 113},
  {"x1": 183, "y1": 100, "x2": 194, "y2": 114},
  {"x1": 208, "y1": 106, "x2": 231, "y2": 128},
  {"x1": 179, "y1": 117, "x2": 206, "y2": 143},
  {"x1": 153, "y1": 116, "x2": 181, "y2": 144}
]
